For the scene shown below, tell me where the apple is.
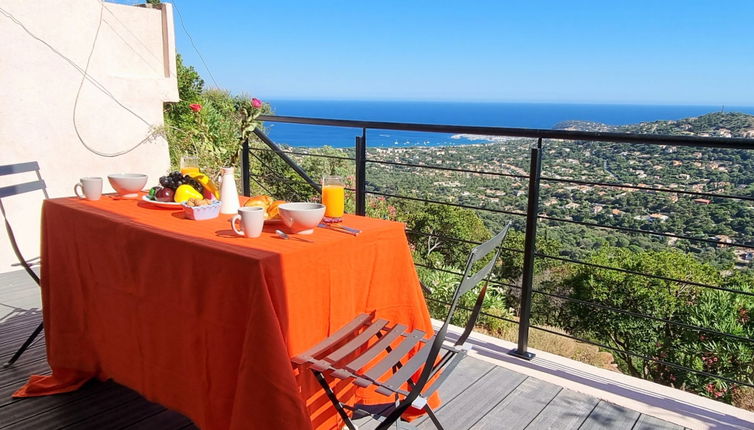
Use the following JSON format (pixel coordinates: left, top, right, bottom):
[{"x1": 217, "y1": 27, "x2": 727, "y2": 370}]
[
  {"x1": 202, "y1": 188, "x2": 214, "y2": 200},
  {"x1": 155, "y1": 187, "x2": 175, "y2": 202}
]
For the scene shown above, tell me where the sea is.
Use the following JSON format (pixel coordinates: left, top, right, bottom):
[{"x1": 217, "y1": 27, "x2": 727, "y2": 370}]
[{"x1": 264, "y1": 100, "x2": 754, "y2": 149}]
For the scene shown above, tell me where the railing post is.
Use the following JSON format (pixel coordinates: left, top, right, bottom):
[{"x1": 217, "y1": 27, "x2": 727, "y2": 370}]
[
  {"x1": 241, "y1": 137, "x2": 250, "y2": 196},
  {"x1": 355, "y1": 128, "x2": 367, "y2": 216},
  {"x1": 510, "y1": 137, "x2": 543, "y2": 361}
]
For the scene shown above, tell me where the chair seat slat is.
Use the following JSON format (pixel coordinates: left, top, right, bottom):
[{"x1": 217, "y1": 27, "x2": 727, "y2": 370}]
[
  {"x1": 344, "y1": 323, "x2": 408, "y2": 373},
  {"x1": 292, "y1": 313, "x2": 372, "y2": 364},
  {"x1": 375, "y1": 341, "x2": 432, "y2": 396},
  {"x1": 329, "y1": 323, "x2": 408, "y2": 379},
  {"x1": 360, "y1": 328, "x2": 425, "y2": 383},
  {"x1": 325, "y1": 319, "x2": 388, "y2": 364}
]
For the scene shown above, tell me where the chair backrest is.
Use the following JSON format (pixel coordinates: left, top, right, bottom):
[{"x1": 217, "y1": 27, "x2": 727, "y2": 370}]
[
  {"x1": 408, "y1": 221, "x2": 512, "y2": 400},
  {"x1": 0, "y1": 162, "x2": 48, "y2": 284}
]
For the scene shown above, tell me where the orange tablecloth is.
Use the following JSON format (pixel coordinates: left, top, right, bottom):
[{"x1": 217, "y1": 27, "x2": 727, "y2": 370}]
[{"x1": 14, "y1": 196, "x2": 435, "y2": 430}]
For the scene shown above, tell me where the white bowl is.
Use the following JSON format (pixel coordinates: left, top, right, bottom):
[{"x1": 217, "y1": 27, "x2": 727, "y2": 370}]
[
  {"x1": 108, "y1": 173, "x2": 148, "y2": 197},
  {"x1": 278, "y1": 202, "x2": 325, "y2": 235}
]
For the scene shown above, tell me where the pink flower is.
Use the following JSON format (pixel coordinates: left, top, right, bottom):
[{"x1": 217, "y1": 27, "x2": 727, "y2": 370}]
[
  {"x1": 251, "y1": 98, "x2": 262, "y2": 108},
  {"x1": 189, "y1": 103, "x2": 202, "y2": 113}
]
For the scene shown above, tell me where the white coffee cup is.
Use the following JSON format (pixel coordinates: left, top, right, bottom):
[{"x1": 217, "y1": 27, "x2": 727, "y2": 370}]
[
  {"x1": 230, "y1": 206, "x2": 265, "y2": 238},
  {"x1": 74, "y1": 177, "x2": 103, "y2": 201}
]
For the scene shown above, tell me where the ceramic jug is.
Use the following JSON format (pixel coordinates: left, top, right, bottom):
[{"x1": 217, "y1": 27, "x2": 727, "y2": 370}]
[{"x1": 219, "y1": 167, "x2": 240, "y2": 214}]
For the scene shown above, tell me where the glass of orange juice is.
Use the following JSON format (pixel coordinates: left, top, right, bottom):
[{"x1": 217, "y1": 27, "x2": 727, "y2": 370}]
[
  {"x1": 180, "y1": 155, "x2": 200, "y2": 175},
  {"x1": 322, "y1": 175, "x2": 345, "y2": 223}
]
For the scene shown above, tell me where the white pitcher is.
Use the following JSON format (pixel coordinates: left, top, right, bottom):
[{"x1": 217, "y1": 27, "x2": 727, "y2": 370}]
[{"x1": 219, "y1": 167, "x2": 240, "y2": 214}]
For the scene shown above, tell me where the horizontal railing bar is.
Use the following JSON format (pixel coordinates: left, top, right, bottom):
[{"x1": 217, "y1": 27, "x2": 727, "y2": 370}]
[
  {"x1": 248, "y1": 152, "x2": 310, "y2": 201},
  {"x1": 532, "y1": 288, "x2": 754, "y2": 344},
  {"x1": 259, "y1": 115, "x2": 754, "y2": 149},
  {"x1": 366, "y1": 190, "x2": 528, "y2": 218},
  {"x1": 540, "y1": 176, "x2": 754, "y2": 202},
  {"x1": 414, "y1": 263, "x2": 521, "y2": 291},
  {"x1": 405, "y1": 229, "x2": 526, "y2": 255},
  {"x1": 366, "y1": 158, "x2": 529, "y2": 180},
  {"x1": 528, "y1": 323, "x2": 754, "y2": 389},
  {"x1": 248, "y1": 146, "x2": 355, "y2": 162},
  {"x1": 535, "y1": 252, "x2": 754, "y2": 298},
  {"x1": 425, "y1": 297, "x2": 521, "y2": 326},
  {"x1": 406, "y1": 229, "x2": 483, "y2": 246},
  {"x1": 539, "y1": 214, "x2": 754, "y2": 249}
]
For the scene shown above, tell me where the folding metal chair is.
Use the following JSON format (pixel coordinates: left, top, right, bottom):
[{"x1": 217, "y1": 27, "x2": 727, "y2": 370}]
[
  {"x1": 293, "y1": 222, "x2": 512, "y2": 430},
  {"x1": 1, "y1": 162, "x2": 48, "y2": 367}
]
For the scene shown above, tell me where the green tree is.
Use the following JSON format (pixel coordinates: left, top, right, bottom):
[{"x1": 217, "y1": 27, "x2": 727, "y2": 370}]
[
  {"x1": 397, "y1": 201, "x2": 490, "y2": 268},
  {"x1": 561, "y1": 248, "x2": 719, "y2": 379},
  {"x1": 670, "y1": 272, "x2": 754, "y2": 402}
]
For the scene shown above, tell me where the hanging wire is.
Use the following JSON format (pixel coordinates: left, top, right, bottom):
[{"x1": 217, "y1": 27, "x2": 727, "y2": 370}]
[
  {"x1": 171, "y1": 0, "x2": 220, "y2": 89},
  {"x1": 0, "y1": 1, "x2": 162, "y2": 157}
]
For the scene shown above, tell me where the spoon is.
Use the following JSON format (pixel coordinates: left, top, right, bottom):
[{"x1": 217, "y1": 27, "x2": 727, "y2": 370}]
[{"x1": 275, "y1": 229, "x2": 313, "y2": 243}]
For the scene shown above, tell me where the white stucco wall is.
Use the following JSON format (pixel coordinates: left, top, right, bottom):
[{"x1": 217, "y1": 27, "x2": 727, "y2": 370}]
[{"x1": 0, "y1": 1, "x2": 178, "y2": 270}]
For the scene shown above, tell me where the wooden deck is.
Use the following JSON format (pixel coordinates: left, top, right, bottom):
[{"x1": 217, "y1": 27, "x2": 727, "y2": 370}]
[{"x1": 1, "y1": 269, "x2": 685, "y2": 429}]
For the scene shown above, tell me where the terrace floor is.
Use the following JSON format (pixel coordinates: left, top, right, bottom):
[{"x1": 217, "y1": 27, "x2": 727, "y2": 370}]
[{"x1": 0, "y1": 269, "x2": 739, "y2": 429}]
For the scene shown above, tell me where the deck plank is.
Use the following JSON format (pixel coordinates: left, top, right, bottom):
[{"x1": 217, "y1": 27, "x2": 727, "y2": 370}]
[
  {"x1": 58, "y1": 395, "x2": 167, "y2": 430},
  {"x1": 418, "y1": 366, "x2": 527, "y2": 430},
  {"x1": 469, "y1": 377, "x2": 562, "y2": 429},
  {"x1": 632, "y1": 414, "x2": 685, "y2": 430},
  {"x1": 120, "y1": 409, "x2": 195, "y2": 430},
  {"x1": 578, "y1": 400, "x2": 640, "y2": 430},
  {"x1": 524, "y1": 388, "x2": 599, "y2": 430},
  {"x1": 0, "y1": 381, "x2": 122, "y2": 429}
]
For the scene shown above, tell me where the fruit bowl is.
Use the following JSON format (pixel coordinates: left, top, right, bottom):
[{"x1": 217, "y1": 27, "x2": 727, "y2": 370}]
[
  {"x1": 108, "y1": 173, "x2": 148, "y2": 197},
  {"x1": 277, "y1": 202, "x2": 325, "y2": 234},
  {"x1": 182, "y1": 200, "x2": 221, "y2": 221}
]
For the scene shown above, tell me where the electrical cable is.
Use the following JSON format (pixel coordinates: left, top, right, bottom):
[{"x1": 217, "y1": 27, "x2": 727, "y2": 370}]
[
  {"x1": 0, "y1": 1, "x2": 163, "y2": 157},
  {"x1": 171, "y1": 0, "x2": 220, "y2": 89}
]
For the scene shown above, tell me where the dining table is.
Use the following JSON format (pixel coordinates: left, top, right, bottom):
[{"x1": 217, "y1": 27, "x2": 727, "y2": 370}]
[{"x1": 13, "y1": 194, "x2": 436, "y2": 430}]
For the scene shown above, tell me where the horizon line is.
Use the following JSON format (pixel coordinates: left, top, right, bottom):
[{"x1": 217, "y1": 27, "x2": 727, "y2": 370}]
[{"x1": 259, "y1": 98, "x2": 754, "y2": 108}]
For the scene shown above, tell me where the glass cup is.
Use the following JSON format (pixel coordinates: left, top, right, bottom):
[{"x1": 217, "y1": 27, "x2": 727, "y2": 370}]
[
  {"x1": 180, "y1": 155, "x2": 200, "y2": 175},
  {"x1": 321, "y1": 175, "x2": 345, "y2": 223}
]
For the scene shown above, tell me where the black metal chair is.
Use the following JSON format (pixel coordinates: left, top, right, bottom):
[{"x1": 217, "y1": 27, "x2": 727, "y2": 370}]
[
  {"x1": 1, "y1": 162, "x2": 48, "y2": 368},
  {"x1": 293, "y1": 222, "x2": 512, "y2": 430}
]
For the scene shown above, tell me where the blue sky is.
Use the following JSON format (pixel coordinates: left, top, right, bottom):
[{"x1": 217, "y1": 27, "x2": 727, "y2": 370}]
[{"x1": 168, "y1": 0, "x2": 754, "y2": 105}]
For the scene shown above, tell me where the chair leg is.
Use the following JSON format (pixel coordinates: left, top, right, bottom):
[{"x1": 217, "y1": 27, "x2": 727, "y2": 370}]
[
  {"x1": 312, "y1": 370, "x2": 358, "y2": 430},
  {"x1": 425, "y1": 405, "x2": 444, "y2": 430},
  {"x1": 3, "y1": 321, "x2": 43, "y2": 368},
  {"x1": 376, "y1": 401, "x2": 412, "y2": 430}
]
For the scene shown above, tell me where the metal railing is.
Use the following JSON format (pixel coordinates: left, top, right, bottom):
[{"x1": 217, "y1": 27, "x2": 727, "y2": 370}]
[{"x1": 242, "y1": 114, "x2": 754, "y2": 393}]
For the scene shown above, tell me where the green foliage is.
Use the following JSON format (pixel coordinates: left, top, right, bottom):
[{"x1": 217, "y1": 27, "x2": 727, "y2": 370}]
[
  {"x1": 418, "y1": 265, "x2": 512, "y2": 332},
  {"x1": 398, "y1": 201, "x2": 491, "y2": 268},
  {"x1": 560, "y1": 247, "x2": 754, "y2": 401},
  {"x1": 163, "y1": 56, "x2": 270, "y2": 176},
  {"x1": 562, "y1": 248, "x2": 717, "y2": 377},
  {"x1": 496, "y1": 229, "x2": 561, "y2": 283},
  {"x1": 670, "y1": 272, "x2": 754, "y2": 401},
  {"x1": 164, "y1": 55, "x2": 203, "y2": 127}
]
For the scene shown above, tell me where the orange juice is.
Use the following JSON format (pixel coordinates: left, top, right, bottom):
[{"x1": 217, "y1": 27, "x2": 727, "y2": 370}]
[
  {"x1": 322, "y1": 184, "x2": 345, "y2": 219},
  {"x1": 180, "y1": 167, "x2": 200, "y2": 175}
]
